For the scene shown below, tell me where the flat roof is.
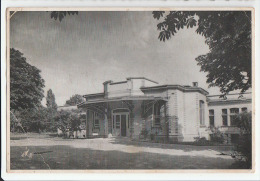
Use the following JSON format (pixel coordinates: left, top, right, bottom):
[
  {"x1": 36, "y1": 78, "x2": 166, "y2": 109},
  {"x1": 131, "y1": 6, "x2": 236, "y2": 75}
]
[
  {"x1": 126, "y1": 77, "x2": 158, "y2": 84},
  {"x1": 78, "y1": 96, "x2": 167, "y2": 108},
  {"x1": 140, "y1": 84, "x2": 209, "y2": 95}
]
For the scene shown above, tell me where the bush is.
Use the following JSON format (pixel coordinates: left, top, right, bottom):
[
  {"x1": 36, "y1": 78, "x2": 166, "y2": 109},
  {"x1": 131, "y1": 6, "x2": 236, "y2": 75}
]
[
  {"x1": 193, "y1": 137, "x2": 214, "y2": 146},
  {"x1": 232, "y1": 112, "x2": 252, "y2": 169},
  {"x1": 209, "y1": 127, "x2": 225, "y2": 144},
  {"x1": 55, "y1": 110, "x2": 81, "y2": 138},
  {"x1": 140, "y1": 129, "x2": 148, "y2": 139}
]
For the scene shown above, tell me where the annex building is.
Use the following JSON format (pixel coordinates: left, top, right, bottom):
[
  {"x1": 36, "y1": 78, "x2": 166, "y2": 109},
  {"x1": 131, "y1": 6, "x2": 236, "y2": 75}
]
[{"x1": 74, "y1": 77, "x2": 252, "y2": 143}]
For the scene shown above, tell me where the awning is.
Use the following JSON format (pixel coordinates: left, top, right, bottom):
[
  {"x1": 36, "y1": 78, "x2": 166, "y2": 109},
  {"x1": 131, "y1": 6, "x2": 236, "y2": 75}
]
[{"x1": 77, "y1": 96, "x2": 167, "y2": 115}]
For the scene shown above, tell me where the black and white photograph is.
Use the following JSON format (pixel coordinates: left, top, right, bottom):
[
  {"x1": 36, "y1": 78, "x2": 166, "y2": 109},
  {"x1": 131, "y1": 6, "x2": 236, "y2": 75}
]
[{"x1": 6, "y1": 8, "x2": 254, "y2": 171}]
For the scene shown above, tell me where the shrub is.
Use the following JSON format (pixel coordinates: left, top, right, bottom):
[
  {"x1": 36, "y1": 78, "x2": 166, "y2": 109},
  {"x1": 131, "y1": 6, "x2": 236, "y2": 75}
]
[
  {"x1": 140, "y1": 129, "x2": 148, "y2": 139},
  {"x1": 194, "y1": 137, "x2": 214, "y2": 146},
  {"x1": 209, "y1": 127, "x2": 225, "y2": 144},
  {"x1": 231, "y1": 112, "x2": 252, "y2": 169}
]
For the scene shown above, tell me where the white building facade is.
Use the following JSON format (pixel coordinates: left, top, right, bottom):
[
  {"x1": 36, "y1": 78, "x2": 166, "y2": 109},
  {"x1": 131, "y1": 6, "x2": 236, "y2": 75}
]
[{"x1": 77, "y1": 77, "x2": 252, "y2": 143}]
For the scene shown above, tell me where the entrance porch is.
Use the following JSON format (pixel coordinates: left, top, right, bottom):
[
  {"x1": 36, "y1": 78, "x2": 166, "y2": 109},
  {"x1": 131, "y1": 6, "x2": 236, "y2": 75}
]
[{"x1": 77, "y1": 96, "x2": 168, "y2": 139}]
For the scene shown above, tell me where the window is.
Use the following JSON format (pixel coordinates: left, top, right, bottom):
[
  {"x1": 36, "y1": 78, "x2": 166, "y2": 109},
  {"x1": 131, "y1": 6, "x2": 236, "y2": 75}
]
[
  {"x1": 116, "y1": 115, "x2": 120, "y2": 129},
  {"x1": 128, "y1": 115, "x2": 130, "y2": 129},
  {"x1": 94, "y1": 119, "x2": 99, "y2": 127},
  {"x1": 199, "y1": 100, "x2": 205, "y2": 125},
  {"x1": 230, "y1": 108, "x2": 239, "y2": 126},
  {"x1": 113, "y1": 115, "x2": 115, "y2": 129},
  {"x1": 153, "y1": 103, "x2": 161, "y2": 127},
  {"x1": 222, "y1": 109, "x2": 228, "y2": 126},
  {"x1": 113, "y1": 109, "x2": 129, "y2": 113},
  {"x1": 93, "y1": 112, "x2": 100, "y2": 128},
  {"x1": 209, "y1": 109, "x2": 214, "y2": 127},
  {"x1": 242, "y1": 107, "x2": 248, "y2": 113}
]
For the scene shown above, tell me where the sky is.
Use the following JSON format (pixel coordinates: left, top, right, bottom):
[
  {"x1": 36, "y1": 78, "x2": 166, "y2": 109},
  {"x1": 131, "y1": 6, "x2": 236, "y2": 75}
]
[{"x1": 10, "y1": 11, "x2": 221, "y2": 106}]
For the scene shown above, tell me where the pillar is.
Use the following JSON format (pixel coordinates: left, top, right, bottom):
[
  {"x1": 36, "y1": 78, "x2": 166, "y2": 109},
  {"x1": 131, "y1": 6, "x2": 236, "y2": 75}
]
[
  {"x1": 164, "y1": 101, "x2": 169, "y2": 142},
  {"x1": 104, "y1": 108, "x2": 108, "y2": 137},
  {"x1": 86, "y1": 109, "x2": 89, "y2": 138}
]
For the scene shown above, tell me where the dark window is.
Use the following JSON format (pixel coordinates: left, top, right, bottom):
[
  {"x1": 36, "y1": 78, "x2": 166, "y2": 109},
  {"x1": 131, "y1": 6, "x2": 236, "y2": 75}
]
[
  {"x1": 153, "y1": 103, "x2": 161, "y2": 127},
  {"x1": 230, "y1": 108, "x2": 239, "y2": 126},
  {"x1": 116, "y1": 115, "x2": 120, "y2": 129},
  {"x1": 222, "y1": 109, "x2": 228, "y2": 126},
  {"x1": 199, "y1": 100, "x2": 205, "y2": 125},
  {"x1": 93, "y1": 112, "x2": 100, "y2": 128},
  {"x1": 94, "y1": 119, "x2": 99, "y2": 127},
  {"x1": 209, "y1": 109, "x2": 214, "y2": 127},
  {"x1": 113, "y1": 115, "x2": 115, "y2": 129},
  {"x1": 128, "y1": 115, "x2": 129, "y2": 129},
  {"x1": 242, "y1": 107, "x2": 248, "y2": 113}
]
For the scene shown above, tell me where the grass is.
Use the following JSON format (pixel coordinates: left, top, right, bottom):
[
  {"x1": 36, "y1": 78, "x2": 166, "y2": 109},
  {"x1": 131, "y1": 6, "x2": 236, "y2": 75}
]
[{"x1": 10, "y1": 133, "x2": 239, "y2": 170}]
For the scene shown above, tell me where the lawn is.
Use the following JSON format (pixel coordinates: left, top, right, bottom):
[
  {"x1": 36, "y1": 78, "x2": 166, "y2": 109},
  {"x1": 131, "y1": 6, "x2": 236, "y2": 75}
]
[{"x1": 10, "y1": 133, "x2": 238, "y2": 170}]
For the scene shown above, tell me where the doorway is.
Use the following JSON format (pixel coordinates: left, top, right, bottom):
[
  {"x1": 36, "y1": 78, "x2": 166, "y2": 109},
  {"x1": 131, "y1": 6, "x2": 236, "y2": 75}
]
[{"x1": 112, "y1": 109, "x2": 129, "y2": 137}]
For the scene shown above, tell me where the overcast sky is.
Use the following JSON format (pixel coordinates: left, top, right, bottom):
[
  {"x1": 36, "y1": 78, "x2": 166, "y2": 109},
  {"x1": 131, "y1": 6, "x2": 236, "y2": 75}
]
[{"x1": 10, "y1": 11, "x2": 221, "y2": 106}]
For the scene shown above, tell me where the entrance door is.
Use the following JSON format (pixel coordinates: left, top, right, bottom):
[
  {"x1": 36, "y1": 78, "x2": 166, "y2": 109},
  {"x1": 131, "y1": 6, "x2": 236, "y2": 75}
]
[{"x1": 121, "y1": 115, "x2": 127, "y2": 137}]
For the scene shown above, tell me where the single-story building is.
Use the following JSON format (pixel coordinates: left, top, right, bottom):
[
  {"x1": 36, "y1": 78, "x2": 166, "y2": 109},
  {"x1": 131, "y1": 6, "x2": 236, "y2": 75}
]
[{"x1": 75, "y1": 77, "x2": 251, "y2": 143}]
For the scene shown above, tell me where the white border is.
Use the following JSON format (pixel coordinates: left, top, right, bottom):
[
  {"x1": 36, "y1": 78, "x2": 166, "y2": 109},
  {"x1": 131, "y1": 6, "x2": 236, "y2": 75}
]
[{"x1": 1, "y1": 0, "x2": 260, "y2": 180}]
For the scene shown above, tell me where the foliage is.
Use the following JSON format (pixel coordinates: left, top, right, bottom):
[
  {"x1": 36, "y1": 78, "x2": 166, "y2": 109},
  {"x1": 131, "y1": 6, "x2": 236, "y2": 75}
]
[
  {"x1": 153, "y1": 11, "x2": 252, "y2": 95},
  {"x1": 140, "y1": 129, "x2": 149, "y2": 139},
  {"x1": 65, "y1": 94, "x2": 85, "y2": 106},
  {"x1": 232, "y1": 112, "x2": 252, "y2": 168},
  {"x1": 209, "y1": 127, "x2": 225, "y2": 144},
  {"x1": 50, "y1": 11, "x2": 78, "y2": 22},
  {"x1": 193, "y1": 137, "x2": 214, "y2": 146},
  {"x1": 10, "y1": 48, "x2": 45, "y2": 110},
  {"x1": 55, "y1": 110, "x2": 81, "y2": 137},
  {"x1": 46, "y1": 89, "x2": 58, "y2": 131},
  {"x1": 46, "y1": 89, "x2": 58, "y2": 110},
  {"x1": 11, "y1": 107, "x2": 50, "y2": 133}
]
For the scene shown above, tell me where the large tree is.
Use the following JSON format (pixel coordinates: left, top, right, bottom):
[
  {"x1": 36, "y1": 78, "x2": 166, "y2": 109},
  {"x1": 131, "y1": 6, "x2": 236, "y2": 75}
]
[
  {"x1": 65, "y1": 94, "x2": 84, "y2": 106},
  {"x1": 153, "y1": 11, "x2": 252, "y2": 95},
  {"x1": 10, "y1": 48, "x2": 45, "y2": 110}
]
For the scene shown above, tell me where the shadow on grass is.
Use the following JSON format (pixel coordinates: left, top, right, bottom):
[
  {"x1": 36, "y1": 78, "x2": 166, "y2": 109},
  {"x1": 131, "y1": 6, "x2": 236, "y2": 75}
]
[{"x1": 10, "y1": 145, "x2": 238, "y2": 170}]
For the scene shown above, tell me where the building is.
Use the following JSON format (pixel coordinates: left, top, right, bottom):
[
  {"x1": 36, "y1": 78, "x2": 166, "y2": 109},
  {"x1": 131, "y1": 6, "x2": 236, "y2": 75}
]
[{"x1": 77, "y1": 77, "x2": 252, "y2": 143}]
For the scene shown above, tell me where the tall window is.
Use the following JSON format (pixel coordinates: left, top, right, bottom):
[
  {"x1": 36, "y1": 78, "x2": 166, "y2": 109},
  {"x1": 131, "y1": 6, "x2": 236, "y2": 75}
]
[
  {"x1": 116, "y1": 115, "x2": 120, "y2": 129},
  {"x1": 222, "y1": 109, "x2": 228, "y2": 126},
  {"x1": 93, "y1": 112, "x2": 100, "y2": 128},
  {"x1": 199, "y1": 100, "x2": 205, "y2": 125},
  {"x1": 154, "y1": 103, "x2": 161, "y2": 127},
  {"x1": 230, "y1": 108, "x2": 239, "y2": 126},
  {"x1": 209, "y1": 109, "x2": 214, "y2": 127}
]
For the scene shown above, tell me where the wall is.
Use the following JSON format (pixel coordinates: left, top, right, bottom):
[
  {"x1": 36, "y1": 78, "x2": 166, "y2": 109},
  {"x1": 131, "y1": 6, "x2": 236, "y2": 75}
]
[
  {"x1": 107, "y1": 82, "x2": 131, "y2": 98},
  {"x1": 208, "y1": 101, "x2": 252, "y2": 128},
  {"x1": 166, "y1": 90, "x2": 209, "y2": 142}
]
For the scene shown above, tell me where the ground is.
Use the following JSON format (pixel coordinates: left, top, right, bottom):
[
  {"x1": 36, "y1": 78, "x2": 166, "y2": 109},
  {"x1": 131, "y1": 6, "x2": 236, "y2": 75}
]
[{"x1": 10, "y1": 133, "x2": 238, "y2": 170}]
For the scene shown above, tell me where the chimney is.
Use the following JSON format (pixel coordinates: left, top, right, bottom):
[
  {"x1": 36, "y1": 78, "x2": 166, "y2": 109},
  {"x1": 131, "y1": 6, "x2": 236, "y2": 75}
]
[{"x1": 192, "y1": 82, "x2": 198, "y2": 87}]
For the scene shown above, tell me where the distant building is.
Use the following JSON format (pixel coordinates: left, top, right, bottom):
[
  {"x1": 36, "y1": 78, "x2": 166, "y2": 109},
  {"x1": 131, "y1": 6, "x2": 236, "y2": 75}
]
[{"x1": 77, "y1": 77, "x2": 252, "y2": 143}]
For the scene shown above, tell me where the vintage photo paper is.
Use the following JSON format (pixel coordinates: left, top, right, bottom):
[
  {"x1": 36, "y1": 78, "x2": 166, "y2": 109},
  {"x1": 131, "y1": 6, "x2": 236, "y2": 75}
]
[{"x1": 5, "y1": 7, "x2": 255, "y2": 174}]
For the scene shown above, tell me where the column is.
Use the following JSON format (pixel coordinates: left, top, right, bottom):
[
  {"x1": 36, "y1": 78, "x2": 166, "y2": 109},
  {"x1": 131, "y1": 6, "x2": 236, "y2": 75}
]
[
  {"x1": 85, "y1": 109, "x2": 88, "y2": 138},
  {"x1": 104, "y1": 108, "x2": 108, "y2": 137},
  {"x1": 164, "y1": 101, "x2": 169, "y2": 142}
]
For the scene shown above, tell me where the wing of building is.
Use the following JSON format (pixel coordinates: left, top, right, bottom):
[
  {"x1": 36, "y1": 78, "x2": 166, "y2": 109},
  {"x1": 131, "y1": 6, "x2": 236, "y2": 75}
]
[{"x1": 77, "y1": 77, "x2": 252, "y2": 144}]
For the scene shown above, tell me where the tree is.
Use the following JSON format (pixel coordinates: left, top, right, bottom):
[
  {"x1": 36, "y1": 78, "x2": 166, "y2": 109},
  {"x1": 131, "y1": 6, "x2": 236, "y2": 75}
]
[
  {"x1": 153, "y1": 11, "x2": 252, "y2": 95},
  {"x1": 65, "y1": 94, "x2": 84, "y2": 106},
  {"x1": 10, "y1": 48, "x2": 45, "y2": 110},
  {"x1": 46, "y1": 89, "x2": 58, "y2": 131},
  {"x1": 50, "y1": 11, "x2": 78, "y2": 22},
  {"x1": 55, "y1": 110, "x2": 81, "y2": 137},
  {"x1": 46, "y1": 89, "x2": 58, "y2": 110}
]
